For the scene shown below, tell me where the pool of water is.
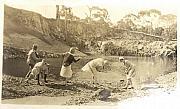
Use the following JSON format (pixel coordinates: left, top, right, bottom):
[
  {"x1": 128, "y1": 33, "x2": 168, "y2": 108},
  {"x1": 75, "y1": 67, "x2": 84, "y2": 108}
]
[
  {"x1": 3, "y1": 56, "x2": 176, "y2": 84},
  {"x1": 2, "y1": 57, "x2": 91, "y2": 77},
  {"x1": 117, "y1": 56, "x2": 176, "y2": 83}
]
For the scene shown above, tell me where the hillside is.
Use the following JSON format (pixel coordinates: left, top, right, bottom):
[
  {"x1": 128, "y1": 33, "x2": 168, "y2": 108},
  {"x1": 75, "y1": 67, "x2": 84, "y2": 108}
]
[{"x1": 3, "y1": 5, "x2": 85, "y2": 55}]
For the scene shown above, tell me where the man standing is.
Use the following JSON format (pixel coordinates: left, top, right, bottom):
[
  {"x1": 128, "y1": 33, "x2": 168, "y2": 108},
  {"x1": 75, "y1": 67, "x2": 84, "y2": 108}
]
[
  {"x1": 119, "y1": 57, "x2": 136, "y2": 89},
  {"x1": 25, "y1": 44, "x2": 41, "y2": 81}
]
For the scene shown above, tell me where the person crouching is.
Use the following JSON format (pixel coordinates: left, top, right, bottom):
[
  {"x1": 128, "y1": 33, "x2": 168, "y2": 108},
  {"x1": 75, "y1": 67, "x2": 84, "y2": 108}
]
[
  {"x1": 25, "y1": 59, "x2": 49, "y2": 85},
  {"x1": 119, "y1": 57, "x2": 136, "y2": 89},
  {"x1": 81, "y1": 58, "x2": 109, "y2": 84}
]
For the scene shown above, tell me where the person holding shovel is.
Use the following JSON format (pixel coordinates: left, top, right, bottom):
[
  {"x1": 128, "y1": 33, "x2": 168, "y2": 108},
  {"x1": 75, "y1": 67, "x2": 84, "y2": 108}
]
[
  {"x1": 25, "y1": 44, "x2": 41, "y2": 80},
  {"x1": 119, "y1": 57, "x2": 136, "y2": 89},
  {"x1": 60, "y1": 47, "x2": 81, "y2": 84}
]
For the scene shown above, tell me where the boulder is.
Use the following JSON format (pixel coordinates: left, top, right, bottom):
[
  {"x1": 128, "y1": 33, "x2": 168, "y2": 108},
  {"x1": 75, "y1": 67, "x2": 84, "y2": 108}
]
[{"x1": 94, "y1": 88, "x2": 111, "y2": 101}]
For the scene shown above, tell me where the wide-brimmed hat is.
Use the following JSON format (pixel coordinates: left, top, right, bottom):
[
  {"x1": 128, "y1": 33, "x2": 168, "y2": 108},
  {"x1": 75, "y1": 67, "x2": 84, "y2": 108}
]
[
  {"x1": 69, "y1": 47, "x2": 75, "y2": 53},
  {"x1": 69, "y1": 47, "x2": 79, "y2": 53}
]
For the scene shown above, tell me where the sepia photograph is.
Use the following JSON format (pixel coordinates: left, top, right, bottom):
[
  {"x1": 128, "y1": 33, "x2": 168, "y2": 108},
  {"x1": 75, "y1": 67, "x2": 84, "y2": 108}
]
[{"x1": 0, "y1": 0, "x2": 179, "y2": 108}]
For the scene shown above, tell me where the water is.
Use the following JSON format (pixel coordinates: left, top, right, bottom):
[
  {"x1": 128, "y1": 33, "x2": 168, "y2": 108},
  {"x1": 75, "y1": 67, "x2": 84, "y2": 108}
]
[
  {"x1": 2, "y1": 57, "x2": 91, "y2": 77},
  {"x1": 3, "y1": 56, "x2": 176, "y2": 84},
  {"x1": 122, "y1": 56, "x2": 176, "y2": 83}
]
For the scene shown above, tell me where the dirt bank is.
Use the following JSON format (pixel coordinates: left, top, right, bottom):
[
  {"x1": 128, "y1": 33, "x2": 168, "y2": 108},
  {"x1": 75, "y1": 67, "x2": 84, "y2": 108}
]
[{"x1": 2, "y1": 73, "x2": 140, "y2": 105}]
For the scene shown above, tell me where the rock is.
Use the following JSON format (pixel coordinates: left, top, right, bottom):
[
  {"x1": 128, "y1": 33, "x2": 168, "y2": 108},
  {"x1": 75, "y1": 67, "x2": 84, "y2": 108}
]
[{"x1": 94, "y1": 88, "x2": 111, "y2": 100}]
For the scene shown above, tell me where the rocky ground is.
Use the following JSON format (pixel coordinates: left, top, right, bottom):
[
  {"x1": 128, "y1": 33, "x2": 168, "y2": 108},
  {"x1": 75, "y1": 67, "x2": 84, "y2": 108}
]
[
  {"x1": 118, "y1": 72, "x2": 178, "y2": 109},
  {"x1": 1, "y1": 71, "x2": 176, "y2": 105},
  {"x1": 1, "y1": 74, "x2": 140, "y2": 105}
]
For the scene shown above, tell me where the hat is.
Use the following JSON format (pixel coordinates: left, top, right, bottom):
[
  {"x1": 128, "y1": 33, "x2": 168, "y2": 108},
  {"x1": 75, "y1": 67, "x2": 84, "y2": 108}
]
[
  {"x1": 32, "y1": 44, "x2": 37, "y2": 49},
  {"x1": 33, "y1": 44, "x2": 37, "y2": 47},
  {"x1": 119, "y1": 57, "x2": 124, "y2": 60},
  {"x1": 103, "y1": 60, "x2": 108, "y2": 64},
  {"x1": 69, "y1": 47, "x2": 75, "y2": 53}
]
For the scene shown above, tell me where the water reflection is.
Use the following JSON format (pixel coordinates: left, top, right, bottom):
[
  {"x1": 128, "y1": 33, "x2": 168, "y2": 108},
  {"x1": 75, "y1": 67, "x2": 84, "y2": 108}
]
[{"x1": 124, "y1": 56, "x2": 176, "y2": 83}]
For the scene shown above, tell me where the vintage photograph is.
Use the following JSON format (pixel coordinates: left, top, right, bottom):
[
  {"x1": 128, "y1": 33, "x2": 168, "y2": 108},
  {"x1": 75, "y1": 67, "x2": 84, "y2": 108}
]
[{"x1": 1, "y1": 0, "x2": 177, "y2": 107}]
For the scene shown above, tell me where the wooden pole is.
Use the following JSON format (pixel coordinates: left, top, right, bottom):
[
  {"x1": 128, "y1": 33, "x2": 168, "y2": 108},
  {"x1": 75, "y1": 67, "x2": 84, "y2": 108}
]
[{"x1": 65, "y1": 8, "x2": 67, "y2": 41}]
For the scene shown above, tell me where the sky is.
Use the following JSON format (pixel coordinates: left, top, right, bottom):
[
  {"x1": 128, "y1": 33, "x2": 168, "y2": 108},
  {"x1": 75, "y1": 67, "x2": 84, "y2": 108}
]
[{"x1": 4, "y1": 0, "x2": 178, "y2": 24}]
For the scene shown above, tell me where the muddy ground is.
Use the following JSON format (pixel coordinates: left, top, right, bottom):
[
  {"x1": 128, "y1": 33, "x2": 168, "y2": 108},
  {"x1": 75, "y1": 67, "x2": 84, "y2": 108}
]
[{"x1": 1, "y1": 71, "x2": 176, "y2": 105}]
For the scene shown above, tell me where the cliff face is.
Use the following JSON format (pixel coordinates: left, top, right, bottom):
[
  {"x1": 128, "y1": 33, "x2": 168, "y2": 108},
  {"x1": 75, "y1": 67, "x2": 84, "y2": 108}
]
[
  {"x1": 3, "y1": 5, "x2": 84, "y2": 54},
  {"x1": 4, "y1": 5, "x2": 47, "y2": 36}
]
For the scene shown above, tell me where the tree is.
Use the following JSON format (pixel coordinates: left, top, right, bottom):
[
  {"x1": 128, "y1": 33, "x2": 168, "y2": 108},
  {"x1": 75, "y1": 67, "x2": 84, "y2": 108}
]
[
  {"x1": 138, "y1": 9, "x2": 161, "y2": 17},
  {"x1": 161, "y1": 23, "x2": 176, "y2": 41},
  {"x1": 87, "y1": 6, "x2": 109, "y2": 22},
  {"x1": 117, "y1": 19, "x2": 136, "y2": 30},
  {"x1": 57, "y1": 5, "x2": 73, "y2": 20},
  {"x1": 83, "y1": 6, "x2": 111, "y2": 38},
  {"x1": 154, "y1": 27, "x2": 164, "y2": 36},
  {"x1": 149, "y1": 9, "x2": 161, "y2": 16},
  {"x1": 138, "y1": 10, "x2": 150, "y2": 17}
]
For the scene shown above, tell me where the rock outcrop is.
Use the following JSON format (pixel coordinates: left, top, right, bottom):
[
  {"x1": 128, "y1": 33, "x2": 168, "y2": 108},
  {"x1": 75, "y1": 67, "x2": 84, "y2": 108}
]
[{"x1": 99, "y1": 40, "x2": 176, "y2": 57}]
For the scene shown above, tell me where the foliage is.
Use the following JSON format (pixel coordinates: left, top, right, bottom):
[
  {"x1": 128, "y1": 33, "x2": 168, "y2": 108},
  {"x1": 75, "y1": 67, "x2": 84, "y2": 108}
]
[
  {"x1": 116, "y1": 9, "x2": 176, "y2": 40},
  {"x1": 162, "y1": 23, "x2": 177, "y2": 41}
]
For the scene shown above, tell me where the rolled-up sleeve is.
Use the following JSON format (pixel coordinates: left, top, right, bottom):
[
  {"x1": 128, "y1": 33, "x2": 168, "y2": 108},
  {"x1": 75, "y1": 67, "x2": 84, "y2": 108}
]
[
  {"x1": 32, "y1": 52, "x2": 41, "y2": 61},
  {"x1": 73, "y1": 56, "x2": 80, "y2": 63}
]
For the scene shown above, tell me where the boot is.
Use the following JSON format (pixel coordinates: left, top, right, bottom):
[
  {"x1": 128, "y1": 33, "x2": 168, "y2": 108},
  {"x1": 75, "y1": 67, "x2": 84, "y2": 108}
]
[
  {"x1": 122, "y1": 80, "x2": 129, "y2": 89},
  {"x1": 127, "y1": 79, "x2": 134, "y2": 89}
]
